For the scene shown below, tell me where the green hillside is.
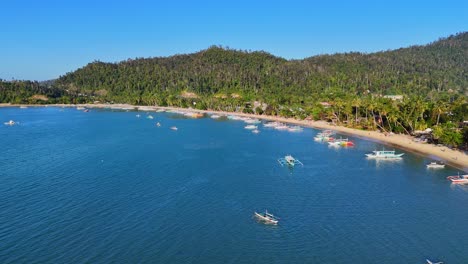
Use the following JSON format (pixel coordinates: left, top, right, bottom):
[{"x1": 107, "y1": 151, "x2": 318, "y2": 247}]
[{"x1": 53, "y1": 32, "x2": 467, "y2": 104}]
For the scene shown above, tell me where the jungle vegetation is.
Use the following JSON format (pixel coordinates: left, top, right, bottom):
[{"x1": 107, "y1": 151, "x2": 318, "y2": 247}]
[{"x1": 1, "y1": 32, "x2": 467, "y2": 147}]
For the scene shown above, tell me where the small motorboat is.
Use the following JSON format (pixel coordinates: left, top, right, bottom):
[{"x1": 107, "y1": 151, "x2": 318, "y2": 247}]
[
  {"x1": 170, "y1": 126, "x2": 178, "y2": 131},
  {"x1": 254, "y1": 210, "x2": 279, "y2": 225},
  {"x1": 147, "y1": 115, "x2": 154, "y2": 119},
  {"x1": 244, "y1": 125, "x2": 257, "y2": 130},
  {"x1": 136, "y1": 114, "x2": 141, "y2": 118},
  {"x1": 156, "y1": 122, "x2": 161, "y2": 127},
  {"x1": 426, "y1": 161, "x2": 445, "y2": 169},
  {"x1": 252, "y1": 129, "x2": 260, "y2": 134}
]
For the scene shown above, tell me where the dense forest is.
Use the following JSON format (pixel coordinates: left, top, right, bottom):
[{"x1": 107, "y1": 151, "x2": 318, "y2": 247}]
[{"x1": 1, "y1": 32, "x2": 467, "y2": 147}]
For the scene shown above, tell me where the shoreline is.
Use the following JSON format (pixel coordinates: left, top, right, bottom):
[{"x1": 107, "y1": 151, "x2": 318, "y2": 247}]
[{"x1": 2, "y1": 103, "x2": 467, "y2": 171}]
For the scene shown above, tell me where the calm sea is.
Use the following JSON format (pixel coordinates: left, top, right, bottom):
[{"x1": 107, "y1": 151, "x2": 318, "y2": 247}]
[{"x1": 0, "y1": 107, "x2": 467, "y2": 263}]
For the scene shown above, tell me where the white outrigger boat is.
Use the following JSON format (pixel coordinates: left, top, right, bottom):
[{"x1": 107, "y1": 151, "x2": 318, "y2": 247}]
[
  {"x1": 263, "y1": 121, "x2": 281, "y2": 128},
  {"x1": 426, "y1": 161, "x2": 445, "y2": 169},
  {"x1": 365, "y1": 149, "x2": 404, "y2": 159},
  {"x1": 4, "y1": 120, "x2": 16, "y2": 126},
  {"x1": 244, "y1": 118, "x2": 261, "y2": 124},
  {"x1": 288, "y1": 126, "x2": 303, "y2": 132},
  {"x1": 254, "y1": 210, "x2": 279, "y2": 225},
  {"x1": 274, "y1": 124, "x2": 289, "y2": 130},
  {"x1": 314, "y1": 130, "x2": 335, "y2": 142},
  {"x1": 244, "y1": 125, "x2": 257, "y2": 130},
  {"x1": 278, "y1": 155, "x2": 303, "y2": 167}
]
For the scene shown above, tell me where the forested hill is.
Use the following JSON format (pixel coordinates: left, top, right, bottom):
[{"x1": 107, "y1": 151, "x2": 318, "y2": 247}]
[{"x1": 53, "y1": 32, "x2": 467, "y2": 103}]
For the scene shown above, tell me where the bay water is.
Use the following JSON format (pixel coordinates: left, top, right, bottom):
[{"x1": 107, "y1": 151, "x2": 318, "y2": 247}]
[{"x1": 1, "y1": 107, "x2": 467, "y2": 263}]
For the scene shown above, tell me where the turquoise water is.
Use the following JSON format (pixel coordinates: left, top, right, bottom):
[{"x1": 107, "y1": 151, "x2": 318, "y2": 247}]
[{"x1": 0, "y1": 107, "x2": 467, "y2": 263}]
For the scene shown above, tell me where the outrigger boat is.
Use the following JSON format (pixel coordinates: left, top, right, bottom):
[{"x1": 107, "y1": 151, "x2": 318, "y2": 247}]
[
  {"x1": 328, "y1": 137, "x2": 354, "y2": 147},
  {"x1": 447, "y1": 173, "x2": 468, "y2": 184},
  {"x1": 426, "y1": 161, "x2": 445, "y2": 169},
  {"x1": 244, "y1": 125, "x2": 257, "y2": 130},
  {"x1": 263, "y1": 121, "x2": 281, "y2": 128},
  {"x1": 4, "y1": 120, "x2": 16, "y2": 126},
  {"x1": 274, "y1": 124, "x2": 289, "y2": 130},
  {"x1": 244, "y1": 118, "x2": 261, "y2": 124},
  {"x1": 254, "y1": 210, "x2": 279, "y2": 225},
  {"x1": 314, "y1": 130, "x2": 335, "y2": 142},
  {"x1": 365, "y1": 149, "x2": 404, "y2": 159},
  {"x1": 288, "y1": 126, "x2": 303, "y2": 132},
  {"x1": 278, "y1": 155, "x2": 303, "y2": 167}
]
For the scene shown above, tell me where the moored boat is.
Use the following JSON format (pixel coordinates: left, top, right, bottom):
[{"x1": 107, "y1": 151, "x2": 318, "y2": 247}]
[
  {"x1": 328, "y1": 138, "x2": 353, "y2": 147},
  {"x1": 447, "y1": 174, "x2": 468, "y2": 184},
  {"x1": 263, "y1": 121, "x2": 281, "y2": 128},
  {"x1": 314, "y1": 133, "x2": 335, "y2": 142},
  {"x1": 170, "y1": 126, "x2": 178, "y2": 131},
  {"x1": 254, "y1": 210, "x2": 279, "y2": 225},
  {"x1": 366, "y1": 149, "x2": 404, "y2": 159},
  {"x1": 244, "y1": 118, "x2": 261, "y2": 124},
  {"x1": 252, "y1": 129, "x2": 260, "y2": 134},
  {"x1": 426, "y1": 161, "x2": 445, "y2": 169},
  {"x1": 288, "y1": 126, "x2": 303, "y2": 132},
  {"x1": 274, "y1": 124, "x2": 289, "y2": 130},
  {"x1": 184, "y1": 112, "x2": 204, "y2": 118},
  {"x1": 244, "y1": 125, "x2": 257, "y2": 130},
  {"x1": 227, "y1": 115, "x2": 242, "y2": 120}
]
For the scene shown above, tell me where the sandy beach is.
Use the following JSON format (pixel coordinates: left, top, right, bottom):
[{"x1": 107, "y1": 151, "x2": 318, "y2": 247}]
[{"x1": 2, "y1": 103, "x2": 467, "y2": 171}]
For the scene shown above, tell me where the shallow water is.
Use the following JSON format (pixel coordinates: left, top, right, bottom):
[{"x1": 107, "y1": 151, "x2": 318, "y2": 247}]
[{"x1": 0, "y1": 107, "x2": 467, "y2": 263}]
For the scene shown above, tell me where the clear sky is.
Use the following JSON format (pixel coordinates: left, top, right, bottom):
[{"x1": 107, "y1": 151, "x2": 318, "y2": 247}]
[{"x1": 1, "y1": 0, "x2": 466, "y2": 81}]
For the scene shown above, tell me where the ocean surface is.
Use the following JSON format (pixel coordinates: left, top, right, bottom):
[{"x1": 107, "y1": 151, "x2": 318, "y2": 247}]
[{"x1": 0, "y1": 107, "x2": 467, "y2": 264}]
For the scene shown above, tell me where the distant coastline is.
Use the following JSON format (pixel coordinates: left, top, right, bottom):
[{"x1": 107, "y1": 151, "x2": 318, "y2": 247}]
[{"x1": 2, "y1": 103, "x2": 467, "y2": 172}]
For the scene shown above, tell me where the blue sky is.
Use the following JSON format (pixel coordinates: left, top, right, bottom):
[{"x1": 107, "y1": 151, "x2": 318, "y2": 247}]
[{"x1": 1, "y1": 0, "x2": 466, "y2": 81}]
